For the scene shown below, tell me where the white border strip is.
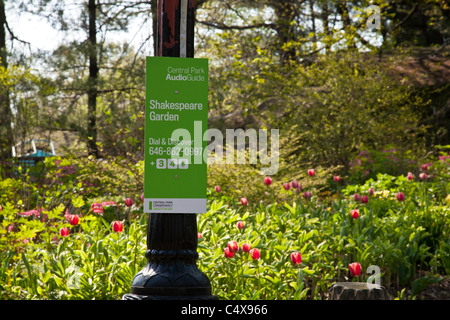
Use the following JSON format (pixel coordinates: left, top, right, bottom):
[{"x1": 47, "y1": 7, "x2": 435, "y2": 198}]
[
  {"x1": 144, "y1": 198, "x2": 206, "y2": 213},
  {"x1": 180, "y1": 0, "x2": 188, "y2": 57}
]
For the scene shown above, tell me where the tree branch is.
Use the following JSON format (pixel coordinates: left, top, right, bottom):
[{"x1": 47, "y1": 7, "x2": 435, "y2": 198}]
[{"x1": 196, "y1": 19, "x2": 275, "y2": 30}]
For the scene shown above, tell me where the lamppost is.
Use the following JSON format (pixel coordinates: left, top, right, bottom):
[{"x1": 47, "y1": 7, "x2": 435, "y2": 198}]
[{"x1": 122, "y1": 0, "x2": 215, "y2": 300}]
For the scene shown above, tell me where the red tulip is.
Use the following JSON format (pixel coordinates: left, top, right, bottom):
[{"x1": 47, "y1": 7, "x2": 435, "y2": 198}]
[
  {"x1": 264, "y1": 176, "x2": 272, "y2": 185},
  {"x1": 197, "y1": 232, "x2": 202, "y2": 238},
  {"x1": 141, "y1": 193, "x2": 144, "y2": 202},
  {"x1": 242, "y1": 243, "x2": 251, "y2": 253},
  {"x1": 407, "y1": 172, "x2": 414, "y2": 181},
  {"x1": 283, "y1": 183, "x2": 290, "y2": 190},
  {"x1": 333, "y1": 176, "x2": 340, "y2": 182},
  {"x1": 124, "y1": 198, "x2": 133, "y2": 207},
  {"x1": 224, "y1": 247, "x2": 234, "y2": 258},
  {"x1": 307, "y1": 169, "x2": 315, "y2": 176},
  {"x1": 228, "y1": 240, "x2": 238, "y2": 253},
  {"x1": 361, "y1": 195, "x2": 368, "y2": 204},
  {"x1": 351, "y1": 209, "x2": 359, "y2": 219},
  {"x1": 113, "y1": 221, "x2": 123, "y2": 233},
  {"x1": 349, "y1": 262, "x2": 362, "y2": 277},
  {"x1": 250, "y1": 248, "x2": 261, "y2": 260},
  {"x1": 421, "y1": 164, "x2": 428, "y2": 171},
  {"x1": 291, "y1": 252, "x2": 302, "y2": 265},
  {"x1": 60, "y1": 227, "x2": 69, "y2": 237},
  {"x1": 236, "y1": 221, "x2": 245, "y2": 230},
  {"x1": 215, "y1": 185, "x2": 221, "y2": 193},
  {"x1": 396, "y1": 192, "x2": 405, "y2": 202},
  {"x1": 240, "y1": 197, "x2": 248, "y2": 206},
  {"x1": 69, "y1": 215, "x2": 79, "y2": 226}
]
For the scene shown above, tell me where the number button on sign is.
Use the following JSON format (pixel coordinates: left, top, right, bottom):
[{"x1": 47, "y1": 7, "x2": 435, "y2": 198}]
[
  {"x1": 156, "y1": 159, "x2": 166, "y2": 169},
  {"x1": 168, "y1": 159, "x2": 178, "y2": 169},
  {"x1": 179, "y1": 159, "x2": 189, "y2": 169}
]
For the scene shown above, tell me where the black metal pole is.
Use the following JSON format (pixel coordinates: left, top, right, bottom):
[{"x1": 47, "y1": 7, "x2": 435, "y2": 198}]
[{"x1": 123, "y1": 0, "x2": 215, "y2": 300}]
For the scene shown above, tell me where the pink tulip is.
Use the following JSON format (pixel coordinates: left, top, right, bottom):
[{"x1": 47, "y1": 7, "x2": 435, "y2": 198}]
[
  {"x1": 69, "y1": 215, "x2": 79, "y2": 226},
  {"x1": 113, "y1": 221, "x2": 124, "y2": 233},
  {"x1": 291, "y1": 180, "x2": 299, "y2": 189},
  {"x1": 361, "y1": 195, "x2": 368, "y2": 204},
  {"x1": 242, "y1": 243, "x2": 251, "y2": 253},
  {"x1": 307, "y1": 169, "x2": 315, "y2": 176},
  {"x1": 407, "y1": 172, "x2": 414, "y2": 181},
  {"x1": 333, "y1": 176, "x2": 340, "y2": 182},
  {"x1": 368, "y1": 187, "x2": 374, "y2": 196},
  {"x1": 302, "y1": 191, "x2": 312, "y2": 199},
  {"x1": 124, "y1": 198, "x2": 133, "y2": 207},
  {"x1": 236, "y1": 221, "x2": 245, "y2": 230},
  {"x1": 419, "y1": 173, "x2": 428, "y2": 180},
  {"x1": 60, "y1": 227, "x2": 69, "y2": 237},
  {"x1": 224, "y1": 247, "x2": 234, "y2": 258},
  {"x1": 351, "y1": 209, "x2": 359, "y2": 219},
  {"x1": 349, "y1": 262, "x2": 362, "y2": 277},
  {"x1": 215, "y1": 185, "x2": 221, "y2": 193},
  {"x1": 353, "y1": 193, "x2": 361, "y2": 202},
  {"x1": 283, "y1": 183, "x2": 290, "y2": 190},
  {"x1": 396, "y1": 192, "x2": 405, "y2": 202},
  {"x1": 250, "y1": 248, "x2": 261, "y2": 260},
  {"x1": 264, "y1": 177, "x2": 272, "y2": 185},
  {"x1": 228, "y1": 240, "x2": 238, "y2": 253},
  {"x1": 240, "y1": 197, "x2": 248, "y2": 206},
  {"x1": 291, "y1": 252, "x2": 302, "y2": 265}
]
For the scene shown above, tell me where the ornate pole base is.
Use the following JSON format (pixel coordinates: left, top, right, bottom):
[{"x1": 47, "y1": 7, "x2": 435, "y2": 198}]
[{"x1": 122, "y1": 213, "x2": 217, "y2": 300}]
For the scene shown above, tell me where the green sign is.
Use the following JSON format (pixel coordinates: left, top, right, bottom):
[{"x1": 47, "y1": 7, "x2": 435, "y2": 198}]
[{"x1": 144, "y1": 56, "x2": 208, "y2": 213}]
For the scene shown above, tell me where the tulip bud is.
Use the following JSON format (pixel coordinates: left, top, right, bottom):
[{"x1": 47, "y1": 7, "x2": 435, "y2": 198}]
[
  {"x1": 421, "y1": 164, "x2": 428, "y2": 170},
  {"x1": 353, "y1": 193, "x2": 361, "y2": 202},
  {"x1": 215, "y1": 185, "x2": 221, "y2": 193},
  {"x1": 60, "y1": 227, "x2": 69, "y2": 237},
  {"x1": 236, "y1": 221, "x2": 245, "y2": 230},
  {"x1": 349, "y1": 262, "x2": 362, "y2": 277},
  {"x1": 368, "y1": 187, "x2": 374, "y2": 196},
  {"x1": 124, "y1": 198, "x2": 133, "y2": 207},
  {"x1": 307, "y1": 169, "x2": 315, "y2": 176},
  {"x1": 419, "y1": 173, "x2": 428, "y2": 180},
  {"x1": 283, "y1": 183, "x2": 290, "y2": 190},
  {"x1": 396, "y1": 192, "x2": 405, "y2": 202},
  {"x1": 361, "y1": 195, "x2": 368, "y2": 204},
  {"x1": 291, "y1": 180, "x2": 299, "y2": 189},
  {"x1": 113, "y1": 221, "x2": 123, "y2": 233},
  {"x1": 351, "y1": 209, "x2": 359, "y2": 219},
  {"x1": 291, "y1": 252, "x2": 302, "y2": 265},
  {"x1": 250, "y1": 248, "x2": 261, "y2": 260},
  {"x1": 228, "y1": 240, "x2": 238, "y2": 253},
  {"x1": 224, "y1": 247, "x2": 234, "y2": 258},
  {"x1": 407, "y1": 172, "x2": 414, "y2": 181},
  {"x1": 333, "y1": 176, "x2": 340, "y2": 182},
  {"x1": 69, "y1": 215, "x2": 79, "y2": 226},
  {"x1": 242, "y1": 243, "x2": 251, "y2": 253},
  {"x1": 264, "y1": 177, "x2": 272, "y2": 185},
  {"x1": 240, "y1": 197, "x2": 248, "y2": 206}
]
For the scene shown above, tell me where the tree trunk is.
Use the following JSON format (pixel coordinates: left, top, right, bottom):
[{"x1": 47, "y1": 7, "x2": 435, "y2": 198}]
[
  {"x1": 0, "y1": 0, "x2": 13, "y2": 165},
  {"x1": 87, "y1": 0, "x2": 99, "y2": 157}
]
